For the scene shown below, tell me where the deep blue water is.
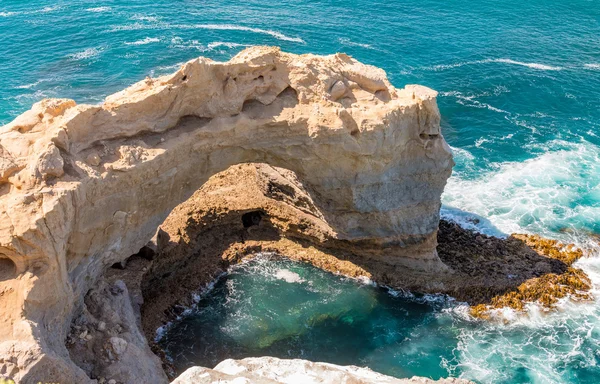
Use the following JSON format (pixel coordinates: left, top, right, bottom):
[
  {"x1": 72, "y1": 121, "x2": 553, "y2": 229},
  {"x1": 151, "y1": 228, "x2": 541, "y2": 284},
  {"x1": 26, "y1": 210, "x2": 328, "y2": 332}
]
[{"x1": 2, "y1": 1, "x2": 600, "y2": 383}]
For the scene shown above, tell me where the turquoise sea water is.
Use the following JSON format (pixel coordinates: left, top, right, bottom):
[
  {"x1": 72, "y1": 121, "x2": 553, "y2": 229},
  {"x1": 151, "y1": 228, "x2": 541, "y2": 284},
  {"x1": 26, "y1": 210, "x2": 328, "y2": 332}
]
[
  {"x1": 159, "y1": 256, "x2": 600, "y2": 384},
  {"x1": 1, "y1": 1, "x2": 599, "y2": 383}
]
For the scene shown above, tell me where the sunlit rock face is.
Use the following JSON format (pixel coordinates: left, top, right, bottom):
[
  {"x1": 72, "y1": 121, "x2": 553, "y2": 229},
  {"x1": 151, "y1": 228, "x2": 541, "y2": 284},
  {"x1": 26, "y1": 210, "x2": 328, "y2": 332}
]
[
  {"x1": 0, "y1": 46, "x2": 452, "y2": 382},
  {"x1": 172, "y1": 357, "x2": 473, "y2": 384}
]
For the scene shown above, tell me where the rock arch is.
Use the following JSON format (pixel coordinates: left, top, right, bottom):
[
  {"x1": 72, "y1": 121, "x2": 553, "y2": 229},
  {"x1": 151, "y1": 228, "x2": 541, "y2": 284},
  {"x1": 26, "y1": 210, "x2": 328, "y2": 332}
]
[{"x1": 0, "y1": 47, "x2": 453, "y2": 382}]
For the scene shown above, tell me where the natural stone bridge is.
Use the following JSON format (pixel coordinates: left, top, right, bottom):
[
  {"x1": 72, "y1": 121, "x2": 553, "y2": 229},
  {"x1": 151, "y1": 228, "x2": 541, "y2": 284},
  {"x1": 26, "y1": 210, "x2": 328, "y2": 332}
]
[{"x1": 0, "y1": 47, "x2": 453, "y2": 382}]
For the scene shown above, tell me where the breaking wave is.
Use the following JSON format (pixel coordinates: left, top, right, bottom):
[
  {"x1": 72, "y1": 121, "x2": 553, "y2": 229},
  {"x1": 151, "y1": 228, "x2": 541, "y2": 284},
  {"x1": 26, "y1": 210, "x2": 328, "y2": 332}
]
[
  {"x1": 443, "y1": 140, "x2": 600, "y2": 241},
  {"x1": 86, "y1": 7, "x2": 112, "y2": 13},
  {"x1": 422, "y1": 58, "x2": 564, "y2": 72},
  {"x1": 67, "y1": 47, "x2": 104, "y2": 60},
  {"x1": 338, "y1": 37, "x2": 374, "y2": 49},
  {"x1": 207, "y1": 41, "x2": 251, "y2": 50},
  {"x1": 108, "y1": 22, "x2": 305, "y2": 43},
  {"x1": 441, "y1": 91, "x2": 511, "y2": 114},
  {"x1": 184, "y1": 24, "x2": 305, "y2": 43},
  {"x1": 124, "y1": 37, "x2": 160, "y2": 46}
]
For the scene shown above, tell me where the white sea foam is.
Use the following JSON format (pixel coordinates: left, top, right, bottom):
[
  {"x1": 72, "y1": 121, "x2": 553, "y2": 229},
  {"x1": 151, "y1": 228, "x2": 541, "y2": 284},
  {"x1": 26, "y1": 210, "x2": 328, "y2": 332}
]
[
  {"x1": 15, "y1": 89, "x2": 60, "y2": 104},
  {"x1": 40, "y1": 6, "x2": 60, "y2": 13},
  {"x1": 14, "y1": 79, "x2": 48, "y2": 89},
  {"x1": 68, "y1": 47, "x2": 103, "y2": 60},
  {"x1": 86, "y1": 7, "x2": 111, "y2": 13},
  {"x1": 169, "y1": 37, "x2": 208, "y2": 51},
  {"x1": 154, "y1": 270, "x2": 227, "y2": 342},
  {"x1": 441, "y1": 207, "x2": 507, "y2": 237},
  {"x1": 124, "y1": 37, "x2": 160, "y2": 46},
  {"x1": 207, "y1": 41, "x2": 250, "y2": 50},
  {"x1": 474, "y1": 137, "x2": 491, "y2": 147},
  {"x1": 450, "y1": 145, "x2": 476, "y2": 162},
  {"x1": 584, "y1": 63, "x2": 600, "y2": 70},
  {"x1": 274, "y1": 269, "x2": 305, "y2": 284},
  {"x1": 156, "y1": 62, "x2": 185, "y2": 73},
  {"x1": 338, "y1": 37, "x2": 373, "y2": 49},
  {"x1": 455, "y1": 251, "x2": 600, "y2": 383},
  {"x1": 492, "y1": 58, "x2": 563, "y2": 71},
  {"x1": 441, "y1": 90, "x2": 511, "y2": 115},
  {"x1": 3, "y1": 7, "x2": 63, "y2": 16},
  {"x1": 183, "y1": 24, "x2": 305, "y2": 43},
  {"x1": 109, "y1": 23, "x2": 149, "y2": 32},
  {"x1": 444, "y1": 140, "x2": 600, "y2": 240},
  {"x1": 107, "y1": 21, "x2": 304, "y2": 43},
  {"x1": 131, "y1": 14, "x2": 159, "y2": 22},
  {"x1": 424, "y1": 58, "x2": 563, "y2": 72}
]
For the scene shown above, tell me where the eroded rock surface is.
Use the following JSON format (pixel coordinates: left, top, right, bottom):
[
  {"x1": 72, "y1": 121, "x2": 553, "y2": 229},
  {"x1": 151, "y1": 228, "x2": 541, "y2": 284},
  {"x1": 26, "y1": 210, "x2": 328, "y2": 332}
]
[
  {"x1": 0, "y1": 47, "x2": 453, "y2": 382},
  {"x1": 66, "y1": 279, "x2": 167, "y2": 383},
  {"x1": 172, "y1": 357, "x2": 473, "y2": 384},
  {"x1": 142, "y1": 163, "x2": 591, "y2": 347}
]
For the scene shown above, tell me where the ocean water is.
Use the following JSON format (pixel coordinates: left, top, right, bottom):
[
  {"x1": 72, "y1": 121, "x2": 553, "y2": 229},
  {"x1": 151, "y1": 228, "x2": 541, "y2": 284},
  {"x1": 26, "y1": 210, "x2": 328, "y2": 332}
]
[
  {"x1": 160, "y1": 255, "x2": 600, "y2": 384},
  {"x1": 1, "y1": 1, "x2": 599, "y2": 383}
]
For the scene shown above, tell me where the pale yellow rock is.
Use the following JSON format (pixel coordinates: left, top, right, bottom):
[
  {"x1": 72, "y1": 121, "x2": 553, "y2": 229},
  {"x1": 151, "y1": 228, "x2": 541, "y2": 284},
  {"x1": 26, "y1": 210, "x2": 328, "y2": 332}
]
[
  {"x1": 0, "y1": 47, "x2": 453, "y2": 383},
  {"x1": 173, "y1": 357, "x2": 473, "y2": 384}
]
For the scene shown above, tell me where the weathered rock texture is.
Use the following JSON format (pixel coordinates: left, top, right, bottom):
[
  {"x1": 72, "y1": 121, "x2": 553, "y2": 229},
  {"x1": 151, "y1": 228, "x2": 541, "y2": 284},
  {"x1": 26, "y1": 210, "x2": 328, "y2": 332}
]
[
  {"x1": 0, "y1": 47, "x2": 452, "y2": 382},
  {"x1": 142, "y1": 163, "x2": 591, "y2": 354},
  {"x1": 172, "y1": 357, "x2": 473, "y2": 384}
]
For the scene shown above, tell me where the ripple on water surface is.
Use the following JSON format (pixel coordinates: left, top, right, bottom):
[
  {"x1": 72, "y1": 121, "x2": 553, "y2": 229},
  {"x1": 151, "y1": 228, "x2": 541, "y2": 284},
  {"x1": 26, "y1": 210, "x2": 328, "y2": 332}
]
[
  {"x1": 2, "y1": 1, "x2": 600, "y2": 382},
  {"x1": 158, "y1": 255, "x2": 600, "y2": 383}
]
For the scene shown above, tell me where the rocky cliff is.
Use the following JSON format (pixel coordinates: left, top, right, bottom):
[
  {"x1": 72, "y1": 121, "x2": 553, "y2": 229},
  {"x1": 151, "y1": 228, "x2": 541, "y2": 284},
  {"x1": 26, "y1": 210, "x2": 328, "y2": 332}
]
[{"x1": 0, "y1": 47, "x2": 453, "y2": 382}]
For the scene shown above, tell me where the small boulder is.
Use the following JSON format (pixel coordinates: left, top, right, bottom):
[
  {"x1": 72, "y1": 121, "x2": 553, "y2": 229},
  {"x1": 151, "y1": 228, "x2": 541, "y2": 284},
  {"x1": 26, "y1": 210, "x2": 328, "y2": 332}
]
[
  {"x1": 36, "y1": 144, "x2": 64, "y2": 179},
  {"x1": 329, "y1": 80, "x2": 347, "y2": 101},
  {"x1": 107, "y1": 336, "x2": 128, "y2": 357},
  {"x1": 86, "y1": 153, "x2": 101, "y2": 166}
]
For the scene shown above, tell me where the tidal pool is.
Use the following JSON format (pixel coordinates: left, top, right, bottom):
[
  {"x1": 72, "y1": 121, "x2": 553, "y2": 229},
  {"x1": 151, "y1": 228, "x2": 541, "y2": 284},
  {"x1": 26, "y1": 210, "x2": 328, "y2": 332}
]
[{"x1": 158, "y1": 255, "x2": 600, "y2": 384}]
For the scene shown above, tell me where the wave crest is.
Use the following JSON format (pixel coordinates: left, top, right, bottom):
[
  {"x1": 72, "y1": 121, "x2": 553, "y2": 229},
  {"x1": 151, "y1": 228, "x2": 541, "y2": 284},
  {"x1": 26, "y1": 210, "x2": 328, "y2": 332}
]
[
  {"x1": 108, "y1": 22, "x2": 305, "y2": 43},
  {"x1": 443, "y1": 140, "x2": 600, "y2": 241},
  {"x1": 338, "y1": 37, "x2": 373, "y2": 49},
  {"x1": 423, "y1": 58, "x2": 563, "y2": 72},
  {"x1": 86, "y1": 7, "x2": 111, "y2": 13},
  {"x1": 68, "y1": 47, "x2": 104, "y2": 60},
  {"x1": 124, "y1": 37, "x2": 160, "y2": 46}
]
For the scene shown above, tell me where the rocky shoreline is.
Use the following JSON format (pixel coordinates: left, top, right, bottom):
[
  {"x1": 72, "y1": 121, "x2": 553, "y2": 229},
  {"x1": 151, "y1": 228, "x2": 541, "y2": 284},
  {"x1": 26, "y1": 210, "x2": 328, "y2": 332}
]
[
  {"x1": 0, "y1": 47, "x2": 592, "y2": 383},
  {"x1": 83, "y1": 163, "x2": 590, "y2": 380}
]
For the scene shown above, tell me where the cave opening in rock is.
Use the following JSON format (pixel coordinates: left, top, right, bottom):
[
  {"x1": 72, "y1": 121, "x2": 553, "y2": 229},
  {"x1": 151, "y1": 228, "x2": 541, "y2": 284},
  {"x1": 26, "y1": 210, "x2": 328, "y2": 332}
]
[
  {"x1": 241, "y1": 210, "x2": 263, "y2": 228},
  {"x1": 0, "y1": 256, "x2": 16, "y2": 282},
  {"x1": 3, "y1": 48, "x2": 456, "y2": 383}
]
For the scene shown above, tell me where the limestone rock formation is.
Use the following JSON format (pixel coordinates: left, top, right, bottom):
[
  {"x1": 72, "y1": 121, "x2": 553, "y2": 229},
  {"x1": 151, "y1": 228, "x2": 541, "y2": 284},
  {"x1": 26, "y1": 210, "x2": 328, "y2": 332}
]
[
  {"x1": 172, "y1": 357, "x2": 473, "y2": 384},
  {"x1": 143, "y1": 163, "x2": 591, "y2": 347},
  {"x1": 0, "y1": 47, "x2": 453, "y2": 382}
]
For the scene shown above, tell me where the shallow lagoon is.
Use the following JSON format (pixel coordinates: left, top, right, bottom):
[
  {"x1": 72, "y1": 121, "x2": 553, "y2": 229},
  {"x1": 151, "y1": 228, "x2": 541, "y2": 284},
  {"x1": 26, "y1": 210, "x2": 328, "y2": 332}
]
[{"x1": 159, "y1": 255, "x2": 600, "y2": 383}]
